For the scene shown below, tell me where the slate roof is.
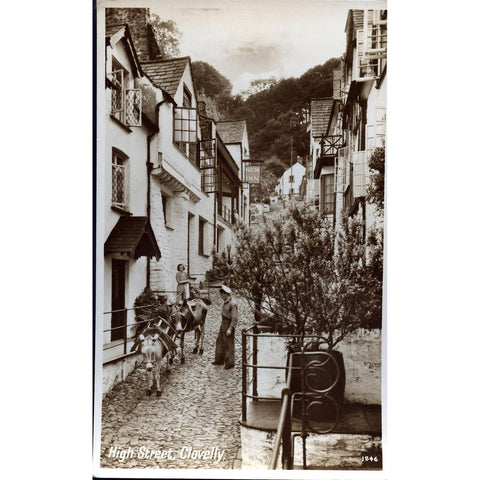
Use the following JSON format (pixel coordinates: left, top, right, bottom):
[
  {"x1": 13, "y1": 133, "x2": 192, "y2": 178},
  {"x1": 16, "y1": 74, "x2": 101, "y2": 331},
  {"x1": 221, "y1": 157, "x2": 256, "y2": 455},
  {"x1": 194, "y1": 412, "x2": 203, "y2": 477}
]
[
  {"x1": 216, "y1": 120, "x2": 246, "y2": 144},
  {"x1": 345, "y1": 10, "x2": 364, "y2": 36},
  {"x1": 352, "y1": 9, "x2": 364, "y2": 30},
  {"x1": 104, "y1": 216, "x2": 161, "y2": 261},
  {"x1": 310, "y1": 98, "x2": 334, "y2": 138},
  {"x1": 106, "y1": 24, "x2": 124, "y2": 39},
  {"x1": 141, "y1": 57, "x2": 190, "y2": 97}
]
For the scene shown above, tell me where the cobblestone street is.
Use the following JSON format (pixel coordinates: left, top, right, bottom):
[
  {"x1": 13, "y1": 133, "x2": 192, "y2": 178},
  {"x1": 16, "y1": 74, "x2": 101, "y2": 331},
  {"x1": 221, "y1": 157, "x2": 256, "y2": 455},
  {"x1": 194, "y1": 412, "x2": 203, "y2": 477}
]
[{"x1": 100, "y1": 292, "x2": 254, "y2": 470}]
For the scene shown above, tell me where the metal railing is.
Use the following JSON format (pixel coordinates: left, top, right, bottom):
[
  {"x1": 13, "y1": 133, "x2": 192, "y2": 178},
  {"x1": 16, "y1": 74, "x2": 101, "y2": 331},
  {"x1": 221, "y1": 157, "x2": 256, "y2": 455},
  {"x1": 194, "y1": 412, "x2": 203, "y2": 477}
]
[
  {"x1": 269, "y1": 355, "x2": 293, "y2": 470},
  {"x1": 102, "y1": 303, "x2": 175, "y2": 364},
  {"x1": 220, "y1": 204, "x2": 232, "y2": 223},
  {"x1": 241, "y1": 327, "x2": 342, "y2": 470},
  {"x1": 102, "y1": 282, "x2": 214, "y2": 364}
]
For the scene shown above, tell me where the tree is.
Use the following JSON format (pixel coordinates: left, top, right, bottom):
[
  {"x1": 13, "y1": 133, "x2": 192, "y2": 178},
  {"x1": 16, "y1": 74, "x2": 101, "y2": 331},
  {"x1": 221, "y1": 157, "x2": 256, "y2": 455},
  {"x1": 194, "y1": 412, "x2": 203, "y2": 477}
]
[
  {"x1": 216, "y1": 206, "x2": 382, "y2": 348},
  {"x1": 240, "y1": 76, "x2": 277, "y2": 99},
  {"x1": 250, "y1": 169, "x2": 278, "y2": 201},
  {"x1": 191, "y1": 61, "x2": 232, "y2": 99},
  {"x1": 150, "y1": 13, "x2": 182, "y2": 58},
  {"x1": 366, "y1": 146, "x2": 385, "y2": 213}
]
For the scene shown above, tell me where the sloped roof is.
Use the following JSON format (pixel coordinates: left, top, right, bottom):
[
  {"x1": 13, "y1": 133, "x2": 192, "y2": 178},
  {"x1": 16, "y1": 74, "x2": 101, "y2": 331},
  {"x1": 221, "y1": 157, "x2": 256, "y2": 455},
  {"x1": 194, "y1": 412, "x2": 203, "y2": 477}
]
[
  {"x1": 216, "y1": 120, "x2": 246, "y2": 144},
  {"x1": 105, "y1": 24, "x2": 143, "y2": 78},
  {"x1": 106, "y1": 24, "x2": 124, "y2": 39},
  {"x1": 345, "y1": 9, "x2": 364, "y2": 36},
  {"x1": 310, "y1": 98, "x2": 334, "y2": 138},
  {"x1": 141, "y1": 57, "x2": 190, "y2": 97},
  {"x1": 352, "y1": 9, "x2": 364, "y2": 30},
  {"x1": 104, "y1": 216, "x2": 161, "y2": 261}
]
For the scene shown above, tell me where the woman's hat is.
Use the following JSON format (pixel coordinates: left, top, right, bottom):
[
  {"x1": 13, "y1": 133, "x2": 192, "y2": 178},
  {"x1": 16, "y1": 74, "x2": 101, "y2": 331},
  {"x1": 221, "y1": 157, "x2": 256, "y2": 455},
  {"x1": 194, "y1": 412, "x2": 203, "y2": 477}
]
[{"x1": 220, "y1": 285, "x2": 232, "y2": 294}]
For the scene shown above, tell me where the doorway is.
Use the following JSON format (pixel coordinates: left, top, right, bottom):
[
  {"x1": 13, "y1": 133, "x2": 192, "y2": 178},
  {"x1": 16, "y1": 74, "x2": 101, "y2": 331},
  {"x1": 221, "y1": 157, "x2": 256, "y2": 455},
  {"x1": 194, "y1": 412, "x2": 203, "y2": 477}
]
[{"x1": 111, "y1": 259, "x2": 127, "y2": 341}]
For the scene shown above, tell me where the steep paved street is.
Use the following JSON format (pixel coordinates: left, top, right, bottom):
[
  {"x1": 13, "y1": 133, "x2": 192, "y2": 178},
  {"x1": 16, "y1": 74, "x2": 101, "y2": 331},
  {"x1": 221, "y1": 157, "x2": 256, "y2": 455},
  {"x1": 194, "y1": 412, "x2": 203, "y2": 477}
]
[{"x1": 100, "y1": 291, "x2": 254, "y2": 470}]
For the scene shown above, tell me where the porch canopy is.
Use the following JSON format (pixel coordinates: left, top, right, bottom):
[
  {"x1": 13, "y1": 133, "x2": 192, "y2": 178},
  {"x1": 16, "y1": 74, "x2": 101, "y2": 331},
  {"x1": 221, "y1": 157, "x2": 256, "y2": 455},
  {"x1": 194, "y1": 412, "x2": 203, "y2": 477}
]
[{"x1": 104, "y1": 216, "x2": 161, "y2": 261}]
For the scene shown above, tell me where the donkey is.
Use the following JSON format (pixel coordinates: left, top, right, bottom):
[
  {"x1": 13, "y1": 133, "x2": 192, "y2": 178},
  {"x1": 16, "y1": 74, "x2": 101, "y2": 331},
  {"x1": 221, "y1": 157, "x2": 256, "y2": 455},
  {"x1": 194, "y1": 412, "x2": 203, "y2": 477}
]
[
  {"x1": 130, "y1": 324, "x2": 176, "y2": 396},
  {"x1": 171, "y1": 298, "x2": 210, "y2": 364}
]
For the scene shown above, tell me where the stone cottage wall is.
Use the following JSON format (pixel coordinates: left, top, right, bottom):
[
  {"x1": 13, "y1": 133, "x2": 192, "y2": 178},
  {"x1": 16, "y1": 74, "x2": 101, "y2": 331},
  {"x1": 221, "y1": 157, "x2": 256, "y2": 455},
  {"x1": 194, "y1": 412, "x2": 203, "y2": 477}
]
[{"x1": 250, "y1": 329, "x2": 382, "y2": 405}]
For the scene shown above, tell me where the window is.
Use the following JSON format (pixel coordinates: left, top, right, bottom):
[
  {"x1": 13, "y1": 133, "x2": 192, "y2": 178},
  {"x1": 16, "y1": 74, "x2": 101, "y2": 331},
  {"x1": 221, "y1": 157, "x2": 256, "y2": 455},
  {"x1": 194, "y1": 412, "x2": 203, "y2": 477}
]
[
  {"x1": 198, "y1": 218, "x2": 207, "y2": 255},
  {"x1": 112, "y1": 149, "x2": 128, "y2": 210},
  {"x1": 161, "y1": 194, "x2": 172, "y2": 227},
  {"x1": 200, "y1": 139, "x2": 218, "y2": 193},
  {"x1": 321, "y1": 174, "x2": 335, "y2": 214},
  {"x1": 174, "y1": 107, "x2": 198, "y2": 165},
  {"x1": 183, "y1": 86, "x2": 192, "y2": 108},
  {"x1": 216, "y1": 226, "x2": 224, "y2": 253},
  {"x1": 289, "y1": 175, "x2": 295, "y2": 183},
  {"x1": 110, "y1": 59, "x2": 142, "y2": 127}
]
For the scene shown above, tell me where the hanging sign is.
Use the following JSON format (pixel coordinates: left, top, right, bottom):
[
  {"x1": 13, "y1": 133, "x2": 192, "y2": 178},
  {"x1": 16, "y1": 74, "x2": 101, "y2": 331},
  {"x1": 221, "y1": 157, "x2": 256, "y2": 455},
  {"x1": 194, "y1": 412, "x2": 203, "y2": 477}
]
[{"x1": 244, "y1": 164, "x2": 261, "y2": 184}]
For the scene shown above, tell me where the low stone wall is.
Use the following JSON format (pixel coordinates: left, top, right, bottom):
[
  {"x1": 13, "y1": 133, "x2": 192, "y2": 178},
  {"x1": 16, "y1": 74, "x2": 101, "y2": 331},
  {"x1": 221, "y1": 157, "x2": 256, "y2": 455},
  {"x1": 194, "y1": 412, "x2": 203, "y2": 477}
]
[
  {"x1": 240, "y1": 424, "x2": 382, "y2": 470},
  {"x1": 102, "y1": 353, "x2": 144, "y2": 397},
  {"x1": 249, "y1": 329, "x2": 382, "y2": 405},
  {"x1": 340, "y1": 329, "x2": 382, "y2": 404}
]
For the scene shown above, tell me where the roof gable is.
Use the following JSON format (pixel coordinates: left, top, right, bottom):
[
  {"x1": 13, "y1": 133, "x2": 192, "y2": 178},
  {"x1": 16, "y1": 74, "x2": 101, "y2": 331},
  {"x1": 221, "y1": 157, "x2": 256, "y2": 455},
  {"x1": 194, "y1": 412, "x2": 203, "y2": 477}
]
[
  {"x1": 310, "y1": 98, "x2": 334, "y2": 138},
  {"x1": 141, "y1": 57, "x2": 190, "y2": 97},
  {"x1": 106, "y1": 24, "x2": 143, "y2": 78},
  {"x1": 216, "y1": 121, "x2": 246, "y2": 144}
]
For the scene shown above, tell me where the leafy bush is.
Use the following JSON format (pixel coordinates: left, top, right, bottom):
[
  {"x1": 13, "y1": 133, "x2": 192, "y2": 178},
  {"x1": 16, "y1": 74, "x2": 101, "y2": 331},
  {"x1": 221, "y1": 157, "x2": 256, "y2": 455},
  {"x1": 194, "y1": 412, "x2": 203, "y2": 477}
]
[
  {"x1": 133, "y1": 288, "x2": 169, "y2": 335},
  {"x1": 205, "y1": 250, "x2": 233, "y2": 284},
  {"x1": 227, "y1": 206, "x2": 383, "y2": 348},
  {"x1": 367, "y1": 147, "x2": 385, "y2": 213}
]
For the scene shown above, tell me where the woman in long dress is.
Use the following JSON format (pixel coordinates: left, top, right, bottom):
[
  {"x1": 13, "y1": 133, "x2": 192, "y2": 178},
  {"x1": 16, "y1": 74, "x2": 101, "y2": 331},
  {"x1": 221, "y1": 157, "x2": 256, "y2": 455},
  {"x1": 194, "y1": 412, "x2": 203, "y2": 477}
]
[{"x1": 176, "y1": 264, "x2": 190, "y2": 303}]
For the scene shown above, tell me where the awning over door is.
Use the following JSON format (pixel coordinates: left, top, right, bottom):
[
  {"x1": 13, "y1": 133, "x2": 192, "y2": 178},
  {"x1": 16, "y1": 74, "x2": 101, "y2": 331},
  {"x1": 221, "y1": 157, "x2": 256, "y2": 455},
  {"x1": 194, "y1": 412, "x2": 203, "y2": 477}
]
[{"x1": 104, "y1": 216, "x2": 161, "y2": 261}]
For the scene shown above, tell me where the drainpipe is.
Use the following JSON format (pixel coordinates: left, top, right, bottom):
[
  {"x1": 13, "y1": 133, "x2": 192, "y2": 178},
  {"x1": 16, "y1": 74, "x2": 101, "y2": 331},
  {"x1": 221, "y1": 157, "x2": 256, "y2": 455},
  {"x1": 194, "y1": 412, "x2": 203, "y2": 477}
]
[
  {"x1": 213, "y1": 136, "x2": 218, "y2": 252},
  {"x1": 146, "y1": 99, "x2": 168, "y2": 289}
]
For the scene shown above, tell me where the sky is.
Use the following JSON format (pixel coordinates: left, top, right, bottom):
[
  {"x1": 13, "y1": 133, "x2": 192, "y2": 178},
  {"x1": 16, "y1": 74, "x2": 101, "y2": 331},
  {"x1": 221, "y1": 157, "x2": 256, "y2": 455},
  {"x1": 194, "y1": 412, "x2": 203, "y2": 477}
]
[{"x1": 108, "y1": 0, "x2": 387, "y2": 94}]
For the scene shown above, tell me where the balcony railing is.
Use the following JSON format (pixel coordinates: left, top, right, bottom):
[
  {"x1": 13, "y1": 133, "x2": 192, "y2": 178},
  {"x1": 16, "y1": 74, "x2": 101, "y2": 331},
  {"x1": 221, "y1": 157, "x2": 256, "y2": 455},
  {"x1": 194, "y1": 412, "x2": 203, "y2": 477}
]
[
  {"x1": 320, "y1": 135, "x2": 343, "y2": 158},
  {"x1": 219, "y1": 204, "x2": 232, "y2": 223}
]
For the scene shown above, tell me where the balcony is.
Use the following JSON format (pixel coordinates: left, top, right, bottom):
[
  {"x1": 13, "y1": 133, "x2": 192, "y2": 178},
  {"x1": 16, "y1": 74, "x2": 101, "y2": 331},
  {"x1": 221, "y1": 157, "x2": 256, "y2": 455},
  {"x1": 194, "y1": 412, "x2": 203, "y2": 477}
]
[
  {"x1": 320, "y1": 135, "x2": 343, "y2": 158},
  {"x1": 314, "y1": 135, "x2": 343, "y2": 177}
]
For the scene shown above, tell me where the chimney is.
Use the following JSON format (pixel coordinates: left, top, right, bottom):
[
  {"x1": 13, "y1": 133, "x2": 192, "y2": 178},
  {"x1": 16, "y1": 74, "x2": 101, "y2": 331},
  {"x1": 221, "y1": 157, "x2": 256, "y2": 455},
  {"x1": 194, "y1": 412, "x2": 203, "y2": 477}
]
[
  {"x1": 332, "y1": 69, "x2": 341, "y2": 100},
  {"x1": 197, "y1": 101, "x2": 207, "y2": 117},
  {"x1": 106, "y1": 8, "x2": 162, "y2": 62}
]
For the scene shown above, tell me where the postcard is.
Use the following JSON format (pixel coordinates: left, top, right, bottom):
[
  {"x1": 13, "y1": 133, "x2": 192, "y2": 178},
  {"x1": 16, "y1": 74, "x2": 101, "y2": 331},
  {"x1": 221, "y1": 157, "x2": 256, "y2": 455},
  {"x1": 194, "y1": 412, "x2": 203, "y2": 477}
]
[{"x1": 94, "y1": 1, "x2": 387, "y2": 477}]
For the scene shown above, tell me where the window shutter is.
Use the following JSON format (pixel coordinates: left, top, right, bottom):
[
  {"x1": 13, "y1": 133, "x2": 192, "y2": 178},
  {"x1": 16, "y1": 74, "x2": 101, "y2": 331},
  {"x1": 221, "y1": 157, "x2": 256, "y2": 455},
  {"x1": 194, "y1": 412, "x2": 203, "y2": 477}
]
[
  {"x1": 366, "y1": 124, "x2": 376, "y2": 166},
  {"x1": 125, "y1": 89, "x2": 142, "y2": 127},
  {"x1": 336, "y1": 146, "x2": 349, "y2": 193},
  {"x1": 111, "y1": 70, "x2": 124, "y2": 114},
  {"x1": 357, "y1": 27, "x2": 379, "y2": 80},
  {"x1": 352, "y1": 151, "x2": 366, "y2": 198},
  {"x1": 376, "y1": 107, "x2": 386, "y2": 146}
]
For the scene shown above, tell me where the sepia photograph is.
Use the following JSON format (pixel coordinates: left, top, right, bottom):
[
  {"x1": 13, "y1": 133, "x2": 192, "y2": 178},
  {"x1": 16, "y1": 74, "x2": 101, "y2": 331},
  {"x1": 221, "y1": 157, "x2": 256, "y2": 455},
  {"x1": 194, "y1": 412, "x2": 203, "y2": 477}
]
[{"x1": 94, "y1": 0, "x2": 387, "y2": 476}]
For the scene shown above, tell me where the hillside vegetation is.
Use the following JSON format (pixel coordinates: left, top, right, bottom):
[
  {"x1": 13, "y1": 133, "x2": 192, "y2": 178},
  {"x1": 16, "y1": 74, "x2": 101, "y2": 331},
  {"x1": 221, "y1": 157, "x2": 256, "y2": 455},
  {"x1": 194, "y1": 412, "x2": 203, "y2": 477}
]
[{"x1": 192, "y1": 57, "x2": 341, "y2": 197}]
